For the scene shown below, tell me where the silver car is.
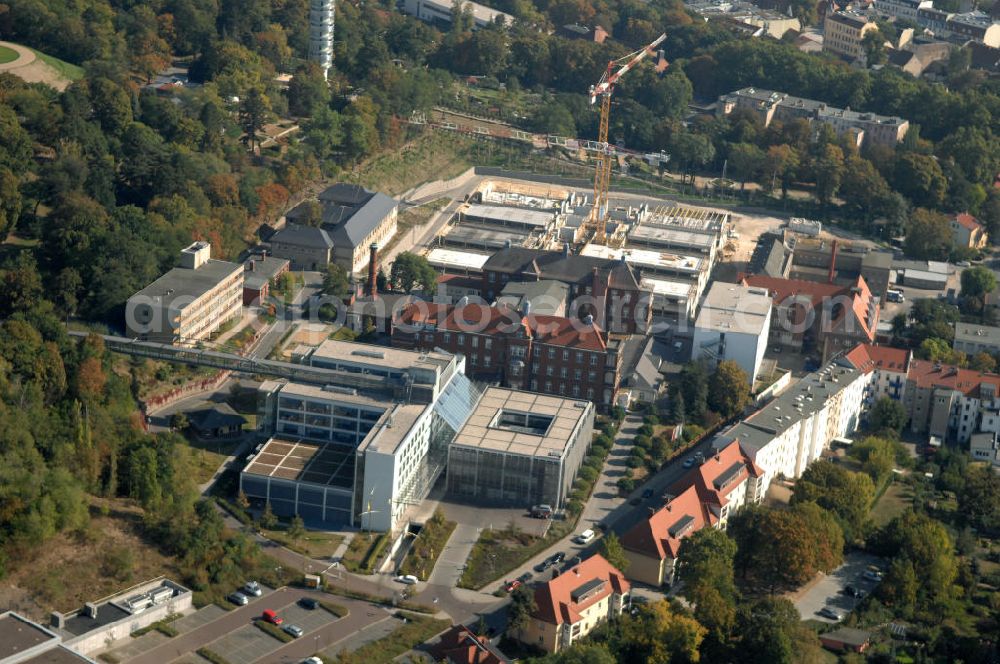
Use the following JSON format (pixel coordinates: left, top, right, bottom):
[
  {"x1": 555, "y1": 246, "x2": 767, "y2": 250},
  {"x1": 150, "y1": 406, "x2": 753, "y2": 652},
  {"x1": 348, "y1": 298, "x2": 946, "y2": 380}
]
[
  {"x1": 228, "y1": 591, "x2": 249, "y2": 606},
  {"x1": 283, "y1": 624, "x2": 304, "y2": 638}
]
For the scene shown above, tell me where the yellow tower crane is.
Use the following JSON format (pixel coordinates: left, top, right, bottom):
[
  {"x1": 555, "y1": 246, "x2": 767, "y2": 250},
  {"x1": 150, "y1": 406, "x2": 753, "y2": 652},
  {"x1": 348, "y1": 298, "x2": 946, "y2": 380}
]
[{"x1": 587, "y1": 33, "x2": 667, "y2": 244}]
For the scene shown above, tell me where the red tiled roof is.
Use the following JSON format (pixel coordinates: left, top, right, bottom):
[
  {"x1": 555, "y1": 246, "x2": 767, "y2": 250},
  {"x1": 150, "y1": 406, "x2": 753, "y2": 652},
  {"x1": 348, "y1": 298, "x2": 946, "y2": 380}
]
[
  {"x1": 532, "y1": 554, "x2": 629, "y2": 626},
  {"x1": 396, "y1": 303, "x2": 607, "y2": 351},
  {"x1": 954, "y1": 213, "x2": 982, "y2": 232},
  {"x1": 740, "y1": 274, "x2": 878, "y2": 341},
  {"x1": 437, "y1": 274, "x2": 483, "y2": 290},
  {"x1": 843, "y1": 343, "x2": 911, "y2": 374},
  {"x1": 622, "y1": 441, "x2": 758, "y2": 561},
  {"x1": 429, "y1": 625, "x2": 511, "y2": 664},
  {"x1": 906, "y1": 359, "x2": 1000, "y2": 396}
]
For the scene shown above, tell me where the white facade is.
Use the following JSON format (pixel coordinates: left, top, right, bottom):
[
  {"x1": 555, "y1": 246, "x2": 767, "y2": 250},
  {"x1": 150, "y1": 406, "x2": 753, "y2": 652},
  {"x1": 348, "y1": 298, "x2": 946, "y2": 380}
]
[
  {"x1": 693, "y1": 283, "x2": 772, "y2": 381},
  {"x1": 402, "y1": 0, "x2": 513, "y2": 28},
  {"x1": 715, "y1": 360, "x2": 867, "y2": 494},
  {"x1": 969, "y1": 432, "x2": 1000, "y2": 468},
  {"x1": 875, "y1": 0, "x2": 933, "y2": 23}
]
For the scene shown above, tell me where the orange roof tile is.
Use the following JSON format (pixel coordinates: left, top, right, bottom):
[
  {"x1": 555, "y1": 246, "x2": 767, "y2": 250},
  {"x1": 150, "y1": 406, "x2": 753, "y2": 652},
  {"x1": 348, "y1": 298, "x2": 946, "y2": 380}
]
[
  {"x1": 954, "y1": 213, "x2": 982, "y2": 232},
  {"x1": 531, "y1": 554, "x2": 629, "y2": 626},
  {"x1": 843, "y1": 343, "x2": 911, "y2": 374},
  {"x1": 906, "y1": 359, "x2": 1000, "y2": 396}
]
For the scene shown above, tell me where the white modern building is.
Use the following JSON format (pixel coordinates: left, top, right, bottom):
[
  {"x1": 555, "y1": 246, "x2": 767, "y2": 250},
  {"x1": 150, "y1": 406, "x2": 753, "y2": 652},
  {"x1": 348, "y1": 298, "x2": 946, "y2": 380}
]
[
  {"x1": 875, "y1": 0, "x2": 933, "y2": 23},
  {"x1": 712, "y1": 358, "x2": 867, "y2": 494},
  {"x1": 243, "y1": 342, "x2": 480, "y2": 532},
  {"x1": 309, "y1": 0, "x2": 335, "y2": 78},
  {"x1": 401, "y1": 0, "x2": 513, "y2": 28},
  {"x1": 692, "y1": 282, "x2": 772, "y2": 382}
]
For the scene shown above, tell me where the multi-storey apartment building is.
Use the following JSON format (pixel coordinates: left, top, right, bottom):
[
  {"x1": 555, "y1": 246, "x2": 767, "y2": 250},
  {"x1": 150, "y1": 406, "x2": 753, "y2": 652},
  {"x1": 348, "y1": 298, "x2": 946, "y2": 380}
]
[
  {"x1": 718, "y1": 87, "x2": 910, "y2": 147},
  {"x1": 515, "y1": 554, "x2": 630, "y2": 654},
  {"x1": 824, "y1": 11, "x2": 879, "y2": 61},
  {"x1": 875, "y1": 0, "x2": 933, "y2": 23},
  {"x1": 712, "y1": 358, "x2": 868, "y2": 494},
  {"x1": 479, "y1": 247, "x2": 651, "y2": 334},
  {"x1": 692, "y1": 282, "x2": 773, "y2": 382},
  {"x1": 393, "y1": 301, "x2": 624, "y2": 410},
  {"x1": 125, "y1": 242, "x2": 243, "y2": 345},
  {"x1": 843, "y1": 343, "x2": 911, "y2": 409},
  {"x1": 622, "y1": 440, "x2": 763, "y2": 586}
]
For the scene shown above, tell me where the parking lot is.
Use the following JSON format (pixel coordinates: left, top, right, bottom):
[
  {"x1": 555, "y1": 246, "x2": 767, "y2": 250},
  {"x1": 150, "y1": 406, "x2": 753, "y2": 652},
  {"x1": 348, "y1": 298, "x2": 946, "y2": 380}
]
[
  {"x1": 791, "y1": 552, "x2": 884, "y2": 623},
  {"x1": 205, "y1": 598, "x2": 342, "y2": 662}
]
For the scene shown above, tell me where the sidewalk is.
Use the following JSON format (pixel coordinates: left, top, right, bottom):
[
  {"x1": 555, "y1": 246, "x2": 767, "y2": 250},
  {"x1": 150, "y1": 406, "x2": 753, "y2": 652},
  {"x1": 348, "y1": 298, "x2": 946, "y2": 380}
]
[{"x1": 427, "y1": 523, "x2": 480, "y2": 587}]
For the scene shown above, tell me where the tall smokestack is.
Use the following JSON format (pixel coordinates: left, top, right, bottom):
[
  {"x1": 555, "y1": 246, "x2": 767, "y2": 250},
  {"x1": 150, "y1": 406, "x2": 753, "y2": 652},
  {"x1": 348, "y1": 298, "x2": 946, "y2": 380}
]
[{"x1": 367, "y1": 243, "x2": 378, "y2": 298}]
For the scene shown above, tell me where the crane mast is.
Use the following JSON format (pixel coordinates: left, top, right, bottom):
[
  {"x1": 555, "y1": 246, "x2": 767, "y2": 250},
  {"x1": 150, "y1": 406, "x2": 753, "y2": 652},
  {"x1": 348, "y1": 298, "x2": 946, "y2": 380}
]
[{"x1": 587, "y1": 33, "x2": 667, "y2": 244}]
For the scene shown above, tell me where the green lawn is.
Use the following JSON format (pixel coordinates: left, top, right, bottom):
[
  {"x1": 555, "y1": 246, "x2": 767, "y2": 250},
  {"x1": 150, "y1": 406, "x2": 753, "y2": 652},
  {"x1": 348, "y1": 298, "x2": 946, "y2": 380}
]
[
  {"x1": 29, "y1": 47, "x2": 84, "y2": 81},
  {"x1": 0, "y1": 45, "x2": 18, "y2": 64},
  {"x1": 325, "y1": 613, "x2": 450, "y2": 664},
  {"x1": 458, "y1": 520, "x2": 575, "y2": 590},
  {"x1": 262, "y1": 526, "x2": 343, "y2": 559},
  {"x1": 871, "y1": 481, "x2": 910, "y2": 527},
  {"x1": 399, "y1": 512, "x2": 456, "y2": 581},
  {"x1": 185, "y1": 438, "x2": 240, "y2": 486}
]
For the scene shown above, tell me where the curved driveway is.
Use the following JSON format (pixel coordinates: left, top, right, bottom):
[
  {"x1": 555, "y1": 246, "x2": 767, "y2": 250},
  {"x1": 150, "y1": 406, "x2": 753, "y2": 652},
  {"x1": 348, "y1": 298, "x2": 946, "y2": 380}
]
[{"x1": 0, "y1": 41, "x2": 36, "y2": 70}]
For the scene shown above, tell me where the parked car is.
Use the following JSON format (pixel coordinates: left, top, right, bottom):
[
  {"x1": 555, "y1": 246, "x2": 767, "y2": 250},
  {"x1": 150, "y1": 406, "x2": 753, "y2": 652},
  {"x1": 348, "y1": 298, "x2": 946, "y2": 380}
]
[
  {"x1": 574, "y1": 529, "x2": 596, "y2": 544},
  {"x1": 517, "y1": 572, "x2": 534, "y2": 584},
  {"x1": 395, "y1": 574, "x2": 419, "y2": 585},
  {"x1": 228, "y1": 592, "x2": 249, "y2": 606},
  {"x1": 550, "y1": 551, "x2": 567, "y2": 564},
  {"x1": 262, "y1": 609, "x2": 283, "y2": 625},
  {"x1": 567, "y1": 555, "x2": 582, "y2": 568},
  {"x1": 818, "y1": 607, "x2": 844, "y2": 621},
  {"x1": 530, "y1": 504, "x2": 553, "y2": 519},
  {"x1": 641, "y1": 488, "x2": 654, "y2": 499},
  {"x1": 283, "y1": 624, "x2": 304, "y2": 638},
  {"x1": 534, "y1": 560, "x2": 551, "y2": 573},
  {"x1": 298, "y1": 597, "x2": 320, "y2": 610},
  {"x1": 504, "y1": 579, "x2": 522, "y2": 593},
  {"x1": 303, "y1": 658, "x2": 323, "y2": 664},
  {"x1": 863, "y1": 570, "x2": 883, "y2": 582},
  {"x1": 682, "y1": 457, "x2": 695, "y2": 469},
  {"x1": 243, "y1": 581, "x2": 263, "y2": 597}
]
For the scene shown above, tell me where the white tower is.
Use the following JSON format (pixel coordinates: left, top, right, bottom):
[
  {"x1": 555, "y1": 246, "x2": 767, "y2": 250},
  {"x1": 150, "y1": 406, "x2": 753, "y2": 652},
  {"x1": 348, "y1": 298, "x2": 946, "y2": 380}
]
[{"x1": 309, "y1": 0, "x2": 335, "y2": 79}]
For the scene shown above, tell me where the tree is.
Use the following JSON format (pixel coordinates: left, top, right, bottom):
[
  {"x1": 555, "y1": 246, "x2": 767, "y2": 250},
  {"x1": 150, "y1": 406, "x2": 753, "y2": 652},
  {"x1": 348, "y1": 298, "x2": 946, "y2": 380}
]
[
  {"x1": 792, "y1": 461, "x2": 874, "y2": 542},
  {"x1": 727, "y1": 142, "x2": 765, "y2": 191},
  {"x1": 960, "y1": 266, "x2": 997, "y2": 319},
  {"x1": 599, "y1": 533, "x2": 629, "y2": 573},
  {"x1": 239, "y1": 88, "x2": 271, "y2": 153},
  {"x1": 895, "y1": 153, "x2": 947, "y2": 209},
  {"x1": 873, "y1": 510, "x2": 958, "y2": 606},
  {"x1": 869, "y1": 397, "x2": 908, "y2": 436},
  {"x1": 969, "y1": 351, "x2": 997, "y2": 373},
  {"x1": 531, "y1": 98, "x2": 576, "y2": 136},
  {"x1": 287, "y1": 62, "x2": 330, "y2": 117},
  {"x1": 678, "y1": 363, "x2": 709, "y2": 421},
  {"x1": 862, "y1": 30, "x2": 887, "y2": 66},
  {"x1": 734, "y1": 597, "x2": 820, "y2": 664},
  {"x1": 544, "y1": 644, "x2": 617, "y2": 664},
  {"x1": 323, "y1": 263, "x2": 350, "y2": 299},
  {"x1": 957, "y1": 465, "x2": 1000, "y2": 531},
  {"x1": 170, "y1": 412, "x2": 189, "y2": 431},
  {"x1": 667, "y1": 386, "x2": 686, "y2": 425},
  {"x1": 260, "y1": 502, "x2": 278, "y2": 529},
  {"x1": 287, "y1": 514, "x2": 306, "y2": 546},
  {"x1": 612, "y1": 601, "x2": 706, "y2": 664},
  {"x1": 342, "y1": 96, "x2": 379, "y2": 161},
  {"x1": 507, "y1": 584, "x2": 537, "y2": 633},
  {"x1": 880, "y1": 556, "x2": 918, "y2": 615},
  {"x1": 676, "y1": 528, "x2": 737, "y2": 639},
  {"x1": 670, "y1": 131, "x2": 715, "y2": 183},
  {"x1": 75, "y1": 357, "x2": 107, "y2": 403},
  {"x1": 389, "y1": 252, "x2": 437, "y2": 293},
  {"x1": 707, "y1": 360, "x2": 750, "y2": 418},
  {"x1": 905, "y1": 208, "x2": 953, "y2": 260},
  {"x1": 763, "y1": 144, "x2": 799, "y2": 198},
  {"x1": 812, "y1": 143, "x2": 845, "y2": 209}
]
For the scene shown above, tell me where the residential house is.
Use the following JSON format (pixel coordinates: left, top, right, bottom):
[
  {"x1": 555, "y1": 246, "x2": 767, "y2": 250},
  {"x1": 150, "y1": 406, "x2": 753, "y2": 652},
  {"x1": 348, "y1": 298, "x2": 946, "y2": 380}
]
[
  {"x1": 625, "y1": 337, "x2": 666, "y2": 405},
  {"x1": 392, "y1": 301, "x2": 624, "y2": 410},
  {"x1": 820, "y1": 627, "x2": 872, "y2": 653},
  {"x1": 901, "y1": 359, "x2": 1000, "y2": 443},
  {"x1": 401, "y1": 0, "x2": 513, "y2": 28},
  {"x1": 429, "y1": 624, "x2": 512, "y2": 664},
  {"x1": 242, "y1": 253, "x2": 290, "y2": 306},
  {"x1": 953, "y1": 322, "x2": 1000, "y2": 356},
  {"x1": 622, "y1": 440, "x2": 763, "y2": 586},
  {"x1": 186, "y1": 403, "x2": 247, "y2": 440},
  {"x1": 514, "y1": 554, "x2": 629, "y2": 654},
  {"x1": 969, "y1": 431, "x2": 1000, "y2": 468},
  {"x1": 875, "y1": 0, "x2": 933, "y2": 23},
  {"x1": 950, "y1": 212, "x2": 988, "y2": 249},
  {"x1": 480, "y1": 247, "x2": 652, "y2": 334},
  {"x1": 843, "y1": 343, "x2": 911, "y2": 410},
  {"x1": 125, "y1": 242, "x2": 244, "y2": 345},
  {"x1": 556, "y1": 23, "x2": 609, "y2": 43},
  {"x1": 268, "y1": 224, "x2": 335, "y2": 270},
  {"x1": 739, "y1": 275, "x2": 879, "y2": 362},
  {"x1": 824, "y1": 11, "x2": 879, "y2": 61}
]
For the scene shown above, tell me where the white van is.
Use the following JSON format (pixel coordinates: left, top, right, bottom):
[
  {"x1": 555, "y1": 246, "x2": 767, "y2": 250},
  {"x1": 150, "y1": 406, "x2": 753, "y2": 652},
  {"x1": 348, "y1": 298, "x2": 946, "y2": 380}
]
[{"x1": 574, "y1": 529, "x2": 596, "y2": 544}]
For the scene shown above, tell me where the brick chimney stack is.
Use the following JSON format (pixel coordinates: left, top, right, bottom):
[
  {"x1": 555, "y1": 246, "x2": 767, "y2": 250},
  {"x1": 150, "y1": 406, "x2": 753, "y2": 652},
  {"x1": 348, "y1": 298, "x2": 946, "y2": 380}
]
[{"x1": 367, "y1": 243, "x2": 379, "y2": 298}]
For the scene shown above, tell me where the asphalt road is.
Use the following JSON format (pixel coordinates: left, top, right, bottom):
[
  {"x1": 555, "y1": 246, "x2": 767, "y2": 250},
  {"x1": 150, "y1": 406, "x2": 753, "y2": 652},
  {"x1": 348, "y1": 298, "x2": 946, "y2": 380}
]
[{"x1": 792, "y1": 552, "x2": 884, "y2": 623}]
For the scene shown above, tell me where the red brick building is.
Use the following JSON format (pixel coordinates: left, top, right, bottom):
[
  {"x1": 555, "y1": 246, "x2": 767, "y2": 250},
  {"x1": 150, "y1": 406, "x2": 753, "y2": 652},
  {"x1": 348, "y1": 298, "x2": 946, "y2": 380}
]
[
  {"x1": 392, "y1": 301, "x2": 624, "y2": 410},
  {"x1": 479, "y1": 247, "x2": 651, "y2": 335}
]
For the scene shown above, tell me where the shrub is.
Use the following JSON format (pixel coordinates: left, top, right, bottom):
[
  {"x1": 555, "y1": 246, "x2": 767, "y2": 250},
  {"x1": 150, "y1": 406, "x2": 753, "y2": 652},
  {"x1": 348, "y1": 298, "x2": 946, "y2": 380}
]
[
  {"x1": 617, "y1": 477, "x2": 636, "y2": 493},
  {"x1": 638, "y1": 424, "x2": 654, "y2": 437},
  {"x1": 644, "y1": 414, "x2": 660, "y2": 426},
  {"x1": 578, "y1": 466, "x2": 598, "y2": 483},
  {"x1": 634, "y1": 434, "x2": 652, "y2": 449},
  {"x1": 626, "y1": 456, "x2": 643, "y2": 469}
]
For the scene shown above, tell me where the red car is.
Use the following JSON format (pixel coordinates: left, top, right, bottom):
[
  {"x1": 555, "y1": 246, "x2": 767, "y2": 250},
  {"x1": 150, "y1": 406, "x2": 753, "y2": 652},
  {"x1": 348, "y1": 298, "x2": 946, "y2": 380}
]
[
  {"x1": 504, "y1": 579, "x2": 522, "y2": 593},
  {"x1": 262, "y1": 609, "x2": 283, "y2": 625}
]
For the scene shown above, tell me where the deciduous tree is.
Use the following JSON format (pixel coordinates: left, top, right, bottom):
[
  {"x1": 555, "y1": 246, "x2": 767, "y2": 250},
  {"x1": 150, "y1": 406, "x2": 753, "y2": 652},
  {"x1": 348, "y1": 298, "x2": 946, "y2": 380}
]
[{"x1": 707, "y1": 360, "x2": 750, "y2": 418}]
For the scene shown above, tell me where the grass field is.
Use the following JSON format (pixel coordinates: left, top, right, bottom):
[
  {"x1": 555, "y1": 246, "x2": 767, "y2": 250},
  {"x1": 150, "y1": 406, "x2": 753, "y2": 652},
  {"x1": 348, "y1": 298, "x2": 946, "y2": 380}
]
[
  {"x1": 186, "y1": 438, "x2": 241, "y2": 486},
  {"x1": 0, "y1": 45, "x2": 18, "y2": 64},
  {"x1": 871, "y1": 481, "x2": 910, "y2": 527},
  {"x1": 262, "y1": 526, "x2": 343, "y2": 559},
  {"x1": 29, "y1": 47, "x2": 84, "y2": 81}
]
